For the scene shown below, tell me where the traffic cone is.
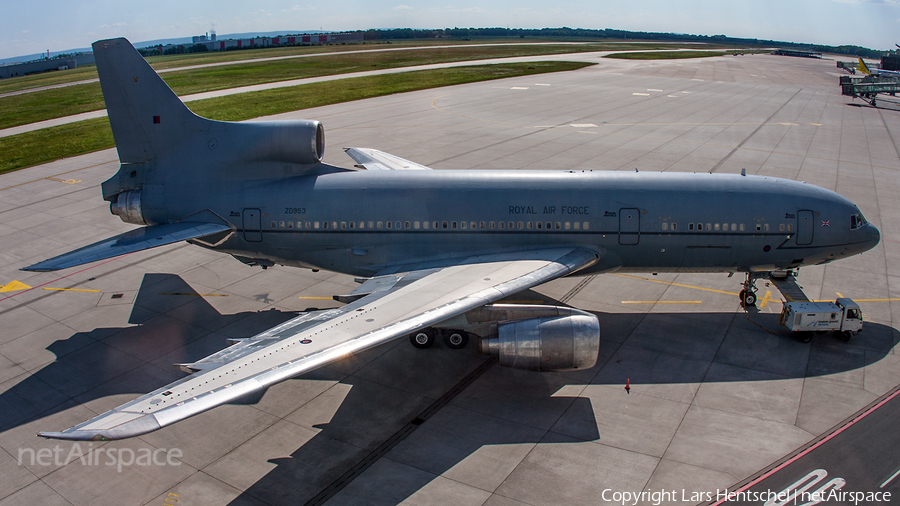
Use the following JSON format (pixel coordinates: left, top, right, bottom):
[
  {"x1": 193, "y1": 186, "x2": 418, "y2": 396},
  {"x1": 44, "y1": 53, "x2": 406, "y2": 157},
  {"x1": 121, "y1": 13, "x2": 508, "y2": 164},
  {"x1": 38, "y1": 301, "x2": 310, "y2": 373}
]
[{"x1": 625, "y1": 379, "x2": 631, "y2": 394}]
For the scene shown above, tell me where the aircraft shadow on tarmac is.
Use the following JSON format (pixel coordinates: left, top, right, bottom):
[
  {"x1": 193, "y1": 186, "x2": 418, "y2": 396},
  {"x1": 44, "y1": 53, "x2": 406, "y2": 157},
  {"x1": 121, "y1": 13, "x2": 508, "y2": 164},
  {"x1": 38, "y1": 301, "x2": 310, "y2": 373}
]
[{"x1": 2, "y1": 274, "x2": 897, "y2": 505}]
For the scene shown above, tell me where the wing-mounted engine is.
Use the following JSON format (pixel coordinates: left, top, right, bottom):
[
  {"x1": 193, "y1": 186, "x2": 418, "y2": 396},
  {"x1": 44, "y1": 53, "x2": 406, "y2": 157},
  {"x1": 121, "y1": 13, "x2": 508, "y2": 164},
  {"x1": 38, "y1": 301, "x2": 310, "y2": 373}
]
[
  {"x1": 435, "y1": 304, "x2": 600, "y2": 372},
  {"x1": 483, "y1": 314, "x2": 599, "y2": 371}
]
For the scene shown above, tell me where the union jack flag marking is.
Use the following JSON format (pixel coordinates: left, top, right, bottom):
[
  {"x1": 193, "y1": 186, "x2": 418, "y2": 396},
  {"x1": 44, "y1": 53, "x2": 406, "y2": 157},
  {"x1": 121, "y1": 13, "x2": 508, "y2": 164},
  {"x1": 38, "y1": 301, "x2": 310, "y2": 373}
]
[{"x1": 821, "y1": 220, "x2": 830, "y2": 227}]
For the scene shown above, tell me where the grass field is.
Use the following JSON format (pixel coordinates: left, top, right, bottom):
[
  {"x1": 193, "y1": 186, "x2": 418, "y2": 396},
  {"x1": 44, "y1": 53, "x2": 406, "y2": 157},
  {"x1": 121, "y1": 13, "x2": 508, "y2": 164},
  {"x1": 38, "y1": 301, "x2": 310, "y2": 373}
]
[
  {"x1": 0, "y1": 44, "x2": 605, "y2": 130},
  {"x1": 0, "y1": 40, "x2": 702, "y2": 94},
  {"x1": 0, "y1": 41, "x2": 713, "y2": 130},
  {"x1": 0, "y1": 61, "x2": 593, "y2": 175}
]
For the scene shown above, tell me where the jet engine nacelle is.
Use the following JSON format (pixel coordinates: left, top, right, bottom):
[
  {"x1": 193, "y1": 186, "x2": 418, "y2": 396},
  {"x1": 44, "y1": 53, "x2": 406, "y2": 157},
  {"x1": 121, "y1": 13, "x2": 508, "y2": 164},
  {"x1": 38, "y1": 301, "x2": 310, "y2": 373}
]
[
  {"x1": 110, "y1": 188, "x2": 145, "y2": 225},
  {"x1": 242, "y1": 120, "x2": 325, "y2": 165},
  {"x1": 479, "y1": 314, "x2": 600, "y2": 372}
]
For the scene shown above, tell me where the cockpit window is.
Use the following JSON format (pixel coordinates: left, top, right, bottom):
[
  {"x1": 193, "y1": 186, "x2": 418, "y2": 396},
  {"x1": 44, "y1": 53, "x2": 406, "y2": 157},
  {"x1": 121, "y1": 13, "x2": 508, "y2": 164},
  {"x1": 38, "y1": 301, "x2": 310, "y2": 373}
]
[{"x1": 850, "y1": 213, "x2": 868, "y2": 230}]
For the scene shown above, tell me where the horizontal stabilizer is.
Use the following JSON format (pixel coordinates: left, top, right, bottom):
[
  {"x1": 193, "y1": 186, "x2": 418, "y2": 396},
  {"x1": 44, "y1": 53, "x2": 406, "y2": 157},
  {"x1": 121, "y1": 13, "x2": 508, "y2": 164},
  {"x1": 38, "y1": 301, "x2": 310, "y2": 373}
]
[
  {"x1": 23, "y1": 222, "x2": 233, "y2": 272},
  {"x1": 344, "y1": 147, "x2": 433, "y2": 170}
]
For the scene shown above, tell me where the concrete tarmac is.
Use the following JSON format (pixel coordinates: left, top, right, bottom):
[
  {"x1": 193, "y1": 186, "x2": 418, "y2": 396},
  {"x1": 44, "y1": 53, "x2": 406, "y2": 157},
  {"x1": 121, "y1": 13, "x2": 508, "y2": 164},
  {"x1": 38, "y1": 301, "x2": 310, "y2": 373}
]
[{"x1": 0, "y1": 53, "x2": 897, "y2": 506}]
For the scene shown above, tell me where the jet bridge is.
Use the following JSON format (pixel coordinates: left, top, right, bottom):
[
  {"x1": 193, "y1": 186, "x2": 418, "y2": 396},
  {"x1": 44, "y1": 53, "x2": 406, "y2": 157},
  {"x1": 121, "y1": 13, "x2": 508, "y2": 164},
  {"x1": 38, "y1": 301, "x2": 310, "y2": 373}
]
[{"x1": 840, "y1": 75, "x2": 900, "y2": 107}]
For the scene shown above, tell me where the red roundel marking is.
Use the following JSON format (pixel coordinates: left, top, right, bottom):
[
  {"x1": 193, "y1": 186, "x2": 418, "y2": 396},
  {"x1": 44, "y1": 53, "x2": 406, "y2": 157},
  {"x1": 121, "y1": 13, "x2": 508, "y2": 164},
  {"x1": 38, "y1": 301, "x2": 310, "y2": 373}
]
[{"x1": 300, "y1": 339, "x2": 312, "y2": 344}]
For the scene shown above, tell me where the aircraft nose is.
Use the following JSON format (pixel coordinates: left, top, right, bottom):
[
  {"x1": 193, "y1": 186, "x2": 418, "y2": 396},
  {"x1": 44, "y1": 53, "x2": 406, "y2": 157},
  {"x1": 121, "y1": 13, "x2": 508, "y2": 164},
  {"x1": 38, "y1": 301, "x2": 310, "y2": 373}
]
[{"x1": 862, "y1": 223, "x2": 881, "y2": 251}]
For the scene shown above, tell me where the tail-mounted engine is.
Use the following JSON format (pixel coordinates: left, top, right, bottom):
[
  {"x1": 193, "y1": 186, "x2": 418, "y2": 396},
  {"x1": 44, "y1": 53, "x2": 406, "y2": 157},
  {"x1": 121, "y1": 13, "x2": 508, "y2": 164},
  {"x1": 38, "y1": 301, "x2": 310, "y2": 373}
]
[
  {"x1": 242, "y1": 120, "x2": 325, "y2": 165},
  {"x1": 110, "y1": 189, "x2": 145, "y2": 225}
]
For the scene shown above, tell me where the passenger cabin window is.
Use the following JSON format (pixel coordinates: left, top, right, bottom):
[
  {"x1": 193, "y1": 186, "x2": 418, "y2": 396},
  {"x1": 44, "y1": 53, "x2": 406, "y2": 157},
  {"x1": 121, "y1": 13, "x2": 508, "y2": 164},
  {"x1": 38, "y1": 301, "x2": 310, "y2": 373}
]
[
  {"x1": 662, "y1": 222, "x2": 669, "y2": 231},
  {"x1": 689, "y1": 223, "x2": 694, "y2": 231}
]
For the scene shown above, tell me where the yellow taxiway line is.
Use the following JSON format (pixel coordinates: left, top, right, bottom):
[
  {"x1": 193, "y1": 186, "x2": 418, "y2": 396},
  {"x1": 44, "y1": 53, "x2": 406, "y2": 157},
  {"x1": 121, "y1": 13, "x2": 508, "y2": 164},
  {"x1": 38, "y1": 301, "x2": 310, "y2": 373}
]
[
  {"x1": 42, "y1": 287, "x2": 100, "y2": 292},
  {"x1": 758, "y1": 290, "x2": 772, "y2": 308},
  {"x1": 614, "y1": 273, "x2": 739, "y2": 296}
]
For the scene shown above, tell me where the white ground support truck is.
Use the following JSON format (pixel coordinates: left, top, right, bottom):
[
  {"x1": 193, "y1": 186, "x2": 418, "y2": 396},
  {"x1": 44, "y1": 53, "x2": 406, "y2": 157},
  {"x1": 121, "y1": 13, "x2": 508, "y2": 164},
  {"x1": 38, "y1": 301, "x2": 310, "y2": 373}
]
[{"x1": 779, "y1": 298, "x2": 863, "y2": 343}]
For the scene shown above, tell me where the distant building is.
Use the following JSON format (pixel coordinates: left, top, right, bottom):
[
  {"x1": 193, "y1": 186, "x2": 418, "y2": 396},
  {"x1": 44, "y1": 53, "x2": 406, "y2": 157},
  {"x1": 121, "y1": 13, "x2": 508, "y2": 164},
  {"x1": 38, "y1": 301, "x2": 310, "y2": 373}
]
[
  {"x1": 771, "y1": 49, "x2": 822, "y2": 58},
  {"x1": 159, "y1": 31, "x2": 364, "y2": 55},
  {"x1": 0, "y1": 53, "x2": 95, "y2": 79}
]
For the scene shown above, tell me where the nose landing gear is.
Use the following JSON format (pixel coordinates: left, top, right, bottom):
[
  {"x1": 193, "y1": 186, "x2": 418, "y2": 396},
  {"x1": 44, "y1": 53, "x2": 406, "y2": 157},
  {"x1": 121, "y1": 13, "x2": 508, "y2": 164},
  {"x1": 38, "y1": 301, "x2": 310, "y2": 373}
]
[{"x1": 739, "y1": 272, "x2": 763, "y2": 307}]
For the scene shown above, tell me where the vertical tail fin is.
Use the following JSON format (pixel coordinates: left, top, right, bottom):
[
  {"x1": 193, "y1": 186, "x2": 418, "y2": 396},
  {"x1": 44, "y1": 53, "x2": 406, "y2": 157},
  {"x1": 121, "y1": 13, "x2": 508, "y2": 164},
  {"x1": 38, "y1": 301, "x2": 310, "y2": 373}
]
[
  {"x1": 858, "y1": 57, "x2": 872, "y2": 76},
  {"x1": 92, "y1": 38, "x2": 207, "y2": 164}
]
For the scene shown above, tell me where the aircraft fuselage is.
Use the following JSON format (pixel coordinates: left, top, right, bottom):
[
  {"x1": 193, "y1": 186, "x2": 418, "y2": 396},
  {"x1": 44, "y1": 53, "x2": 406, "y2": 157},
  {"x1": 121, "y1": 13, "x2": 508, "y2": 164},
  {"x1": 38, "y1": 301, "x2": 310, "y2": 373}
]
[{"x1": 197, "y1": 170, "x2": 879, "y2": 277}]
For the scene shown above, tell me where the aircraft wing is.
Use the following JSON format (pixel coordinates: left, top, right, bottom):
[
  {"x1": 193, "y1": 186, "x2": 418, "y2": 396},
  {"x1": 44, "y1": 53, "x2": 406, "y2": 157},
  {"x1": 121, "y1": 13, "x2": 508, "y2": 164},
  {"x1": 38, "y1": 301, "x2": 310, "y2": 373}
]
[
  {"x1": 38, "y1": 247, "x2": 600, "y2": 441},
  {"x1": 344, "y1": 147, "x2": 433, "y2": 170}
]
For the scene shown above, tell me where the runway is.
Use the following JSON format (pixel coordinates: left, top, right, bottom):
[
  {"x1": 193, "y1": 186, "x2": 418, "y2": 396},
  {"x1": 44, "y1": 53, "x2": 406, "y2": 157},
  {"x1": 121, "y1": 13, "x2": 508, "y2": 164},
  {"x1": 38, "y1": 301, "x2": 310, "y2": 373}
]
[{"x1": 0, "y1": 53, "x2": 898, "y2": 505}]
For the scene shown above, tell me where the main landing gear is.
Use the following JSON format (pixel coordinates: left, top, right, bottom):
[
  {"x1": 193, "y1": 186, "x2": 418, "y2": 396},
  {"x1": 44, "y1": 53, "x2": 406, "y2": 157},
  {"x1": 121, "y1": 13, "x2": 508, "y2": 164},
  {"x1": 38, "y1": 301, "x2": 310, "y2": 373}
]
[
  {"x1": 408, "y1": 328, "x2": 469, "y2": 349},
  {"x1": 739, "y1": 272, "x2": 763, "y2": 307}
]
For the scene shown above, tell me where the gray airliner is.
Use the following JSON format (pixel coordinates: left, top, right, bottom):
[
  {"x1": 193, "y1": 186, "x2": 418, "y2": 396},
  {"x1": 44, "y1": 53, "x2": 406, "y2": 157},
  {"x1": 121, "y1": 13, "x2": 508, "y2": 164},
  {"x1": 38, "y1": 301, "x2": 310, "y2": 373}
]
[{"x1": 28, "y1": 38, "x2": 879, "y2": 441}]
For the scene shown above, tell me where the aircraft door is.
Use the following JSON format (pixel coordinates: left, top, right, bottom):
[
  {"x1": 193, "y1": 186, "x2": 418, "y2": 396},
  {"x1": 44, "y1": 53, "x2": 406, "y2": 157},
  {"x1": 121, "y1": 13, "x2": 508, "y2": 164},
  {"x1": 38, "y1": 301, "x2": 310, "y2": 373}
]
[
  {"x1": 243, "y1": 209, "x2": 262, "y2": 242},
  {"x1": 619, "y1": 208, "x2": 640, "y2": 245},
  {"x1": 797, "y1": 210, "x2": 814, "y2": 245}
]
